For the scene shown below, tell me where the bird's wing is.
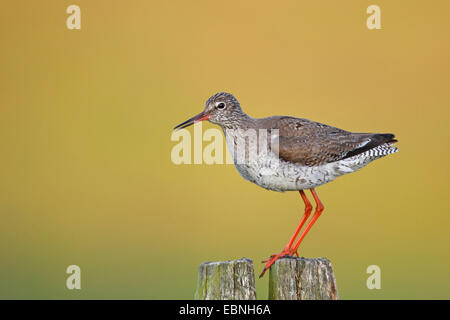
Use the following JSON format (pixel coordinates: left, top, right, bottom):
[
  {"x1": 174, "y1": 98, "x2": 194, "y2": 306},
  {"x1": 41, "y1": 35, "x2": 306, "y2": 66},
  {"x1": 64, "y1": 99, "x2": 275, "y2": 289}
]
[{"x1": 269, "y1": 116, "x2": 396, "y2": 166}]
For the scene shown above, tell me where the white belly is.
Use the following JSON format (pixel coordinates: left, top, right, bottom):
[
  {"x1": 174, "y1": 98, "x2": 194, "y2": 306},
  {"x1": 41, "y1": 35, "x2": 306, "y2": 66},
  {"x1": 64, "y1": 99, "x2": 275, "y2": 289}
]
[
  {"x1": 232, "y1": 155, "x2": 340, "y2": 192},
  {"x1": 224, "y1": 129, "x2": 341, "y2": 192},
  {"x1": 223, "y1": 129, "x2": 396, "y2": 192}
]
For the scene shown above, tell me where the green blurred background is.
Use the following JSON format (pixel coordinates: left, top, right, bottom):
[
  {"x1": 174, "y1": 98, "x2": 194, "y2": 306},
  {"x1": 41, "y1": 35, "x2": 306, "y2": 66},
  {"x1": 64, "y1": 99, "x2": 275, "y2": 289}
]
[{"x1": 1, "y1": 0, "x2": 449, "y2": 299}]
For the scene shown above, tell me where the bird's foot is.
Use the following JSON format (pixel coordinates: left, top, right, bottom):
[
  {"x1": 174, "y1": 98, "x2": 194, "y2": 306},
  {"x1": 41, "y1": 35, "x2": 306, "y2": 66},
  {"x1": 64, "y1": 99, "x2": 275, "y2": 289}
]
[
  {"x1": 259, "y1": 248, "x2": 298, "y2": 278},
  {"x1": 262, "y1": 248, "x2": 298, "y2": 263}
]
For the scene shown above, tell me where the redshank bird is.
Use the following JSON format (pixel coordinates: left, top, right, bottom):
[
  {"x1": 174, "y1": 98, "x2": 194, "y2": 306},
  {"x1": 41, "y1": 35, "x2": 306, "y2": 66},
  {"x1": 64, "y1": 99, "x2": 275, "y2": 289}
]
[{"x1": 174, "y1": 92, "x2": 398, "y2": 277}]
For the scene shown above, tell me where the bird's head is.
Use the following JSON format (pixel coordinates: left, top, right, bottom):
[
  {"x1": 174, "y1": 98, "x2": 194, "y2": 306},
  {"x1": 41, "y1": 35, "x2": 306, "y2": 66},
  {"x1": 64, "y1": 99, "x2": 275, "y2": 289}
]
[{"x1": 174, "y1": 92, "x2": 245, "y2": 130}]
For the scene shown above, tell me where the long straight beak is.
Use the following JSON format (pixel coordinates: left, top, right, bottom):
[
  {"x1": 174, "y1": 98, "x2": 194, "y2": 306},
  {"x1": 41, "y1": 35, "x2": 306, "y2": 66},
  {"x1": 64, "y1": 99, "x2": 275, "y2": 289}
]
[{"x1": 174, "y1": 111, "x2": 210, "y2": 131}]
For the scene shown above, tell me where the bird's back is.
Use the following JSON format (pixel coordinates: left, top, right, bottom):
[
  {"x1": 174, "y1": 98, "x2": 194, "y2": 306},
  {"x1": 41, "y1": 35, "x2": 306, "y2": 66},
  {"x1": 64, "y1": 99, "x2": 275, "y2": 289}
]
[{"x1": 255, "y1": 115, "x2": 397, "y2": 167}]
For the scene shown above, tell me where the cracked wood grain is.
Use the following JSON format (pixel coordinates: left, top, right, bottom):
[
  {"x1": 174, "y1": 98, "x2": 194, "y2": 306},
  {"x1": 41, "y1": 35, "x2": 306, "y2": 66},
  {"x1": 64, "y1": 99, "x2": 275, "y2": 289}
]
[
  {"x1": 195, "y1": 258, "x2": 257, "y2": 300},
  {"x1": 268, "y1": 257, "x2": 339, "y2": 300}
]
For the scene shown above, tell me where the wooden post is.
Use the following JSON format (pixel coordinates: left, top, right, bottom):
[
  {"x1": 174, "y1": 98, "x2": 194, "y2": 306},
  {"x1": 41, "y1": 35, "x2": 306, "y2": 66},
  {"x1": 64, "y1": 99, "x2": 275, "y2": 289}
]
[
  {"x1": 268, "y1": 257, "x2": 339, "y2": 300},
  {"x1": 195, "y1": 258, "x2": 257, "y2": 300}
]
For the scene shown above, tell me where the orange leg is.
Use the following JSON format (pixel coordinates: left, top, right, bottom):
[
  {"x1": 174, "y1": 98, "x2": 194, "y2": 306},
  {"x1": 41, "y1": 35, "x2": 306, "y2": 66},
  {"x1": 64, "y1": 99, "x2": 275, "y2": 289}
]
[
  {"x1": 290, "y1": 188, "x2": 324, "y2": 253},
  {"x1": 284, "y1": 190, "x2": 313, "y2": 252},
  {"x1": 262, "y1": 190, "x2": 312, "y2": 261},
  {"x1": 259, "y1": 190, "x2": 314, "y2": 278}
]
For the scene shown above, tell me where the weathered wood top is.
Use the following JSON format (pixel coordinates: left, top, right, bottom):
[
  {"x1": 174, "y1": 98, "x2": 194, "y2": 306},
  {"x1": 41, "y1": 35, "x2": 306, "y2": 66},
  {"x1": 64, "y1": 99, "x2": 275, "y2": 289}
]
[
  {"x1": 268, "y1": 256, "x2": 339, "y2": 300},
  {"x1": 195, "y1": 258, "x2": 257, "y2": 300}
]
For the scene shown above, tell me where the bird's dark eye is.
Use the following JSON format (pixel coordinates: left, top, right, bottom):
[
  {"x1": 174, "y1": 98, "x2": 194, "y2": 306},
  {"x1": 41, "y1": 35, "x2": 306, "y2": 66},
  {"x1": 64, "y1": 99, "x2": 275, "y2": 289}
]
[{"x1": 217, "y1": 102, "x2": 226, "y2": 109}]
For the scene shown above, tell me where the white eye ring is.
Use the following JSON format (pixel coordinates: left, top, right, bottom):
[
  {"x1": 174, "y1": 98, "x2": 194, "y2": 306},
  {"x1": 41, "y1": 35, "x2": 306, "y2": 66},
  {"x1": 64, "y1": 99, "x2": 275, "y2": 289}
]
[{"x1": 216, "y1": 102, "x2": 226, "y2": 109}]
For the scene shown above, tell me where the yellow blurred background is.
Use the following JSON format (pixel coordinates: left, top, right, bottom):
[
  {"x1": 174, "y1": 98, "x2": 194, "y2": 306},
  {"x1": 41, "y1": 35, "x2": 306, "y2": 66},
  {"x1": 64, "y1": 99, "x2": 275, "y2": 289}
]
[{"x1": 1, "y1": 0, "x2": 449, "y2": 299}]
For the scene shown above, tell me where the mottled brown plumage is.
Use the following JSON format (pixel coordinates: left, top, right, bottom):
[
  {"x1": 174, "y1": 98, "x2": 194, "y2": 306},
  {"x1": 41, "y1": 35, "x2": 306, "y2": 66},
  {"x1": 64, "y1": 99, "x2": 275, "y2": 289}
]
[{"x1": 257, "y1": 116, "x2": 397, "y2": 166}]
